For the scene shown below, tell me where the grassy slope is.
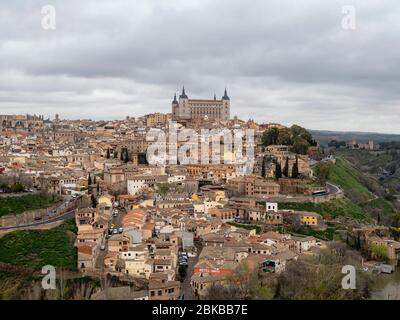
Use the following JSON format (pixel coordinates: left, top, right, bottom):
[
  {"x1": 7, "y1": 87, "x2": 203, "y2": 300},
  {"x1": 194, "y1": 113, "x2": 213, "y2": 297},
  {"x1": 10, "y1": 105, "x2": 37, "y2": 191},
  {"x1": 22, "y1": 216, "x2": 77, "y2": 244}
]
[
  {"x1": 328, "y1": 158, "x2": 375, "y2": 203},
  {"x1": 278, "y1": 199, "x2": 367, "y2": 221},
  {"x1": 0, "y1": 219, "x2": 77, "y2": 271},
  {"x1": 0, "y1": 193, "x2": 59, "y2": 217},
  {"x1": 274, "y1": 157, "x2": 377, "y2": 221},
  {"x1": 330, "y1": 155, "x2": 397, "y2": 222}
]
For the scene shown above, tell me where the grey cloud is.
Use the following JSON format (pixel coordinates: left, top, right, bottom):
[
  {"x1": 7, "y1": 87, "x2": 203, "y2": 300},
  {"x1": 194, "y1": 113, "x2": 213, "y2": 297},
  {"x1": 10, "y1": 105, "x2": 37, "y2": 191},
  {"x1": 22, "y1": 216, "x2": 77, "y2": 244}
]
[{"x1": 0, "y1": 0, "x2": 399, "y2": 133}]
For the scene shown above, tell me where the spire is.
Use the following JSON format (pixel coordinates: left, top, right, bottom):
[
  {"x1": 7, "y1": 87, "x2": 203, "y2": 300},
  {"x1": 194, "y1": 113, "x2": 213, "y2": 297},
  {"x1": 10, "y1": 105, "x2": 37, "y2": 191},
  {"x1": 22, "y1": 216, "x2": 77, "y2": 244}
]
[
  {"x1": 222, "y1": 88, "x2": 230, "y2": 100},
  {"x1": 179, "y1": 86, "x2": 188, "y2": 99},
  {"x1": 214, "y1": 93, "x2": 216, "y2": 101},
  {"x1": 172, "y1": 93, "x2": 178, "y2": 104}
]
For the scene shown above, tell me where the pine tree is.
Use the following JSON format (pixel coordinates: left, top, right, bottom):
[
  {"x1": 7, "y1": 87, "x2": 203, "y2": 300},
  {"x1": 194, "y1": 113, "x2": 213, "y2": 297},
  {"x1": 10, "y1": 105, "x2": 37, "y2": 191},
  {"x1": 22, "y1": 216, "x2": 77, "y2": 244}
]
[
  {"x1": 275, "y1": 160, "x2": 282, "y2": 180},
  {"x1": 283, "y1": 157, "x2": 289, "y2": 177},
  {"x1": 291, "y1": 156, "x2": 299, "y2": 178}
]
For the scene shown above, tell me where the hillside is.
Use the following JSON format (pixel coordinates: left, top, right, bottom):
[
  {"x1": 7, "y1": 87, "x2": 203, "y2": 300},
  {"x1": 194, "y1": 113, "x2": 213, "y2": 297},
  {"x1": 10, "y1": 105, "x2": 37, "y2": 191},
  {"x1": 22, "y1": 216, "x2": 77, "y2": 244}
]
[
  {"x1": 310, "y1": 130, "x2": 400, "y2": 146},
  {"x1": 324, "y1": 156, "x2": 398, "y2": 225},
  {"x1": 333, "y1": 148, "x2": 400, "y2": 194},
  {"x1": 0, "y1": 219, "x2": 77, "y2": 271}
]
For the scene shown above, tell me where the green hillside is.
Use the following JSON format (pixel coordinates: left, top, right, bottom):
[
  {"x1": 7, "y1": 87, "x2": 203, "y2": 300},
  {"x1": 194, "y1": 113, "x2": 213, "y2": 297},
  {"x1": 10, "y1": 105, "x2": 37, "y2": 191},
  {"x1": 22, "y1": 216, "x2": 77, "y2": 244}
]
[
  {"x1": 278, "y1": 198, "x2": 367, "y2": 221},
  {"x1": 0, "y1": 193, "x2": 59, "y2": 217},
  {"x1": 0, "y1": 219, "x2": 77, "y2": 271},
  {"x1": 327, "y1": 158, "x2": 375, "y2": 203}
]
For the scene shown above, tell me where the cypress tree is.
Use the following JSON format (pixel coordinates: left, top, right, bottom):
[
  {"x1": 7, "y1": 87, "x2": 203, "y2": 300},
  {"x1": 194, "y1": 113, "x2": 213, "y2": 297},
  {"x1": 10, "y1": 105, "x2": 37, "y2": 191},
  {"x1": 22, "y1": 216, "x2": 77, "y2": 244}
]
[
  {"x1": 283, "y1": 156, "x2": 289, "y2": 177},
  {"x1": 275, "y1": 160, "x2": 282, "y2": 180},
  {"x1": 88, "y1": 174, "x2": 92, "y2": 186},
  {"x1": 106, "y1": 148, "x2": 110, "y2": 159},
  {"x1": 124, "y1": 149, "x2": 129, "y2": 163},
  {"x1": 261, "y1": 156, "x2": 266, "y2": 178},
  {"x1": 291, "y1": 156, "x2": 299, "y2": 178},
  {"x1": 91, "y1": 194, "x2": 97, "y2": 208}
]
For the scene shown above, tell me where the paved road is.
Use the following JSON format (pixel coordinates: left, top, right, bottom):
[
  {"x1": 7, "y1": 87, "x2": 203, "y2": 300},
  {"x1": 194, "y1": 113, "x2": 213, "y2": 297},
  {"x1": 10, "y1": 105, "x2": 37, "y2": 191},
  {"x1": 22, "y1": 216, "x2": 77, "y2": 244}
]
[
  {"x1": 0, "y1": 209, "x2": 75, "y2": 230},
  {"x1": 181, "y1": 245, "x2": 202, "y2": 300},
  {"x1": 326, "y1": 182, "x2": 341, "y2": 195},
  {"x1": 95, "y1": 207, "x2": 126, "y2": 269},
  {"x1": 0, "y1": 195, "x2": 80, "y2": 231}
]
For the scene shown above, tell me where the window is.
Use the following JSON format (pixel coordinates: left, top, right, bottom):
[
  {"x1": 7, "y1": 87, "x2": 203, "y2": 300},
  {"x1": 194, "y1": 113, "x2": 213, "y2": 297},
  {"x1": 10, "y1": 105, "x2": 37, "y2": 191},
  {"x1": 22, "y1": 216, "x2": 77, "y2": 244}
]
[{"x1": 158, "y1": 290, "x2": 162, "y2": 296}]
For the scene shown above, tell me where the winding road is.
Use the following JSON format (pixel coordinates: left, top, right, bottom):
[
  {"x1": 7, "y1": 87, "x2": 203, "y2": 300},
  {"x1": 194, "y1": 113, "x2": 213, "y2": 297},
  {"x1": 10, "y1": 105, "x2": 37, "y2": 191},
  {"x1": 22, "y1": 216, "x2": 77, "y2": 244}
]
[{"x1": 0, "y1": 195, "x2": 80, "y2": 231}]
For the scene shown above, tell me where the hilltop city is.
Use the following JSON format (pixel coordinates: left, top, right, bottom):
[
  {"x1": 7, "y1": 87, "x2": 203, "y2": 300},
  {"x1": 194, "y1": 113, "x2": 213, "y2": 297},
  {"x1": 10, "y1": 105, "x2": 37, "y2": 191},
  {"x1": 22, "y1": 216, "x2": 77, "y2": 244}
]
[{"x1": 0, "y1": 87, "x2": 399, "y2": 300}]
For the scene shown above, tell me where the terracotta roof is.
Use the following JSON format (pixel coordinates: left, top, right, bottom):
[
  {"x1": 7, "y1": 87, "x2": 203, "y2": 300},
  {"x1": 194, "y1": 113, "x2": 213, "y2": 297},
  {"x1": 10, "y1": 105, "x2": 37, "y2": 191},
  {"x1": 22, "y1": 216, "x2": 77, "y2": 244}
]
[{"x1": 77, "y1": 245, "x2": 93, "y2": 255}]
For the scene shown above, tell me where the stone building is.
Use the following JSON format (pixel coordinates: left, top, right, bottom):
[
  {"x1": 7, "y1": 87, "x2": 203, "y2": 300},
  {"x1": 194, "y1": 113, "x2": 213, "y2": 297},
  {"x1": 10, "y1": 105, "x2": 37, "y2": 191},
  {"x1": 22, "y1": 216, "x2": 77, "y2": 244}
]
[
  {"x1": 171, "y1": 87, "x2": 230, "y2": 122},
  {"x1": 0, "y1": 114, "x2": 44, "y2": 131}
]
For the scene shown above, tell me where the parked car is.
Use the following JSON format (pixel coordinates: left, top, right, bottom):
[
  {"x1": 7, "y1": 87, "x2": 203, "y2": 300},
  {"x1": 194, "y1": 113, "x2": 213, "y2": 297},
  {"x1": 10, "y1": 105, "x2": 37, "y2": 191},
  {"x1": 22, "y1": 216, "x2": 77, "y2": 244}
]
[
  {"x1": 113, "y1": 229, "x2": 118, "y2": 234},
  {"x1": 118, "y1": 227, "x2": 123, "y2": 233},
  {"x1": 100, "y1": 244, "x2": 106, "y2": 250}
]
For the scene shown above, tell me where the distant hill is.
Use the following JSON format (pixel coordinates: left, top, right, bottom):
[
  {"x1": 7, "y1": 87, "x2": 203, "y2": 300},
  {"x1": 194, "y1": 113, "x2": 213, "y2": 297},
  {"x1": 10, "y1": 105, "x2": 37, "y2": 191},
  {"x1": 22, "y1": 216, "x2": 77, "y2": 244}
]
[{"x1": 309, "y1": 130, "x2": 400, "y2": 146}]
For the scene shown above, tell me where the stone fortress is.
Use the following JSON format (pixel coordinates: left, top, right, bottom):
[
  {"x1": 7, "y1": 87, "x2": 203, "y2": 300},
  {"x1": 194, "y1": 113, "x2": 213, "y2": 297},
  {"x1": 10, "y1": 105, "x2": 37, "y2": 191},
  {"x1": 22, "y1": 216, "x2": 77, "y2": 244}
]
[{"x1": 171, "y1": 87, "x2": 230, "y2": 122}]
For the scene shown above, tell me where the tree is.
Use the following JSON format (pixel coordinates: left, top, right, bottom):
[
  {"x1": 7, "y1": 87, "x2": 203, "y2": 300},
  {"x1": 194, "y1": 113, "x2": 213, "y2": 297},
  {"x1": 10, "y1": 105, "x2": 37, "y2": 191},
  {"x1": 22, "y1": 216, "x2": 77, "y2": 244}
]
[
  {"x1": 156, "y1": 183, "x2": 170, "y2": 198},
  {"x1": 291, "y1": 136, "x2": 310, "y2": 155},
  {"x1": 275, "y1": 160, "x2": 282, "y2": 180},
  {"x1": 204, "y1": 262, "x2": 273, "y2": 300},
  {"x1": 371, "y1": 244, "x2": 388, "y2": 262},
  {"x1": 262, "y1": 127, "x2": 279, "y2": 146},
  {"x1": 91, "y1": 194, "x2": 97, "y2": 208},
  {"x1": 88, "y1": 174, "x2": 92, "y2": 186},
  {"x1": 261, "y1": 156, "x2": 266, "y2": 178},
  {"x1": 275, "y1": 246, "x2": 372, "y2": 300},
  {"x1": 291, "y1": 156, "x2": 299, "y2": 178},
  {"x1": 97, "y1": 183, "x2": 100, "y2": 194},
  {"x1": 315, "y1": 162, "x2": 331, "y2": 184},
  {"x1": 93, "y1": 175, "x2": 97, "y2": 184},
  {"x1": 106, "y1": 148, "x2": 110, "y2": 159},
  {"x1": 124, "y1": 149, "x2": 129, "y2": 163},
  {"x1": 178, "y1": 265, "x2": 187, "y2": 281},
  {"x1": 277, "y1": 128, "x2": 293, "y2": 145},
  {"x1": 283, "y1": 157, "x2": 289, "y2": 177}
]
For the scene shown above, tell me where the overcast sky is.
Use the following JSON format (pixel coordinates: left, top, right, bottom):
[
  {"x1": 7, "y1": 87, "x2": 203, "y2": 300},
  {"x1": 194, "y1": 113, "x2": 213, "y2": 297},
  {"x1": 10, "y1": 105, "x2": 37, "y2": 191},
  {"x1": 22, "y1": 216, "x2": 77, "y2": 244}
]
[{"x1": 0, "y1": 0, "x2": 399, "y2": 133}]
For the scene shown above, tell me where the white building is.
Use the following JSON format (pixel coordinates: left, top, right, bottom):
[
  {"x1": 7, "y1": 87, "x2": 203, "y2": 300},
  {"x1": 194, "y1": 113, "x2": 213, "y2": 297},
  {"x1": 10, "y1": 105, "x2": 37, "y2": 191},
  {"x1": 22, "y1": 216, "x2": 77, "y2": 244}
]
[
  {"x1": 127, "y1": 179, "x2": 147, "y2": 195},
  {"x1": 266, "y1": 202, "x2": 278, "y2": 212}
]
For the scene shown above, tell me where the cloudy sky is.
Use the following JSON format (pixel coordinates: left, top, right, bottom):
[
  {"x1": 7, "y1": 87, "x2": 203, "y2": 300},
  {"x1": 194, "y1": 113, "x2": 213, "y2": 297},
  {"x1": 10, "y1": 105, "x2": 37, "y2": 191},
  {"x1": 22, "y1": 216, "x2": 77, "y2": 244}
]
[{"x1": 0, "y1": 0, "x2": 399, "y2": 133}]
